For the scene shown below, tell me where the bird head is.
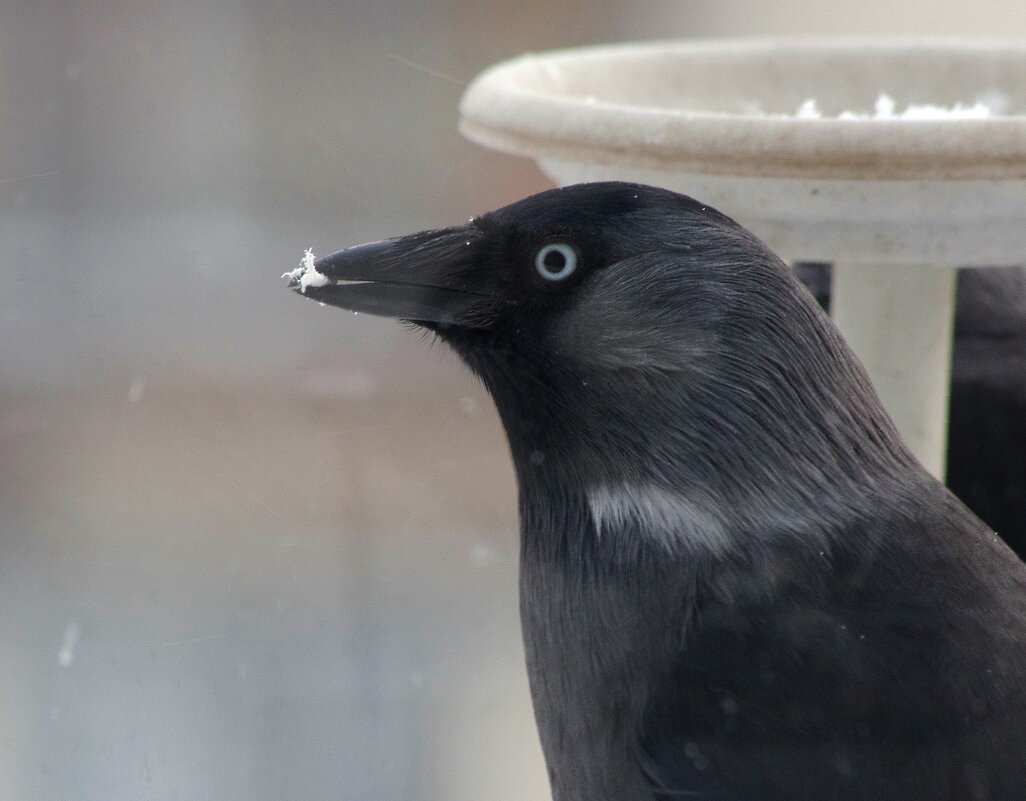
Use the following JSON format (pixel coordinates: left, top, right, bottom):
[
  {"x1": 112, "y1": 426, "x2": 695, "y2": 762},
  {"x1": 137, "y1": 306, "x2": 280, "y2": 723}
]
[
  {"x1": 288, "y1": 183, "x2": 768, "y2": 386},
  {"x1": 287, "y1": 182, "x2": 915, "y2": 550}
]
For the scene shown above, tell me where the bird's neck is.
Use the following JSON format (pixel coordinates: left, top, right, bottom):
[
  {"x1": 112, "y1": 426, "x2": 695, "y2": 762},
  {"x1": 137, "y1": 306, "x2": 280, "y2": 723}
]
[
  {"x1": 516, "y1": 495, "x2": 699, "y2": 801},
  {"x1": 490, "y1": 352, "x2": 919, "y2": 564},
  {"x1": 502, "y1": 373, "x2": 926, "y2": 801},
  {"x1": 473, "y1": 331, "x2": 928, "y2": 800}
]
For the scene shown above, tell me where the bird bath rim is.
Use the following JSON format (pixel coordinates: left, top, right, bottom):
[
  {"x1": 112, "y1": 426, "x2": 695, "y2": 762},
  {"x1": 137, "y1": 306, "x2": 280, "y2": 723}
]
[{"x1": 459, "y1": 37, "x2": 1026, "y2": 181}]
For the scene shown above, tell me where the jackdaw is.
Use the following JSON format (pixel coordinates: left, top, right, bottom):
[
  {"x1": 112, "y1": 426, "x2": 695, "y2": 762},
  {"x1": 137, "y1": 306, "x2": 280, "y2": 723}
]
[{"x1": 285, "y1": 182, "x2": 1026, "y2": 801}]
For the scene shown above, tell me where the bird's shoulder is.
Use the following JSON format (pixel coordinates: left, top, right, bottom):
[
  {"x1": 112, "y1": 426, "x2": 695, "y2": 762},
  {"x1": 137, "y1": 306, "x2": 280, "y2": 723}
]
[{"x1": 637, "y1": 487, "x2": 1026, "y2": 800}]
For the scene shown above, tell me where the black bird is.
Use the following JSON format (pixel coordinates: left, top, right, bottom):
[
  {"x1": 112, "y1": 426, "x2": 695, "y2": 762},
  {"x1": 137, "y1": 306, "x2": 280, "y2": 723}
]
[{"x1": 285, "y1": 182, "x2": 1026, "y2": 801}]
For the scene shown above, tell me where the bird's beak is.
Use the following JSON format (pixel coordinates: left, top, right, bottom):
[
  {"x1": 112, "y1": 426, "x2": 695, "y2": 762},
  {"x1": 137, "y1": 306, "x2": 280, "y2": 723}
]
[{"x1": 283, "y1": 225, "x2": 494, "y2": 327}]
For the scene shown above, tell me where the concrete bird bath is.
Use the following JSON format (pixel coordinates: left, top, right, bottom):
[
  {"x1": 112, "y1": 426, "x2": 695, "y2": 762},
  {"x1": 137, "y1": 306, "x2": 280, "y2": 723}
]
[{"x1": 459, "y1": 38, "x2": 1026, "y2": 478}]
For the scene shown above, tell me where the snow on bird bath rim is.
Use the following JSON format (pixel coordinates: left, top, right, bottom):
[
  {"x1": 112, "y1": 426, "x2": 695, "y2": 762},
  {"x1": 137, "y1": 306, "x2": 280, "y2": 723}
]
[{"x1": 794, "y1": 92, "x2": 1004, "y2": 121}]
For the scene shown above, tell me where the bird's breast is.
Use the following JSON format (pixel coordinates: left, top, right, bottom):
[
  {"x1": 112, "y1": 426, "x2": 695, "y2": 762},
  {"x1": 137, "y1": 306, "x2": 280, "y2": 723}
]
[{"x1": 518, "y1": 523, "x2": 699, "y2": 801}]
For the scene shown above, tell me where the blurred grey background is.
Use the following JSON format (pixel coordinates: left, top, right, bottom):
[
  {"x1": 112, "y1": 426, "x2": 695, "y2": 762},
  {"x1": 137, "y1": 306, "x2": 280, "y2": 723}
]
[{"x1": 3, "y1": 2, "x2": 1025, "y2": 800}]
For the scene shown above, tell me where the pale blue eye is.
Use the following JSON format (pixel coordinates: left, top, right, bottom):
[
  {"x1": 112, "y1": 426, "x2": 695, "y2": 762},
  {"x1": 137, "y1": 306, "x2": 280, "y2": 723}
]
[{"x1": 535, "y1": 243, "x2": 578, "y2": 281}]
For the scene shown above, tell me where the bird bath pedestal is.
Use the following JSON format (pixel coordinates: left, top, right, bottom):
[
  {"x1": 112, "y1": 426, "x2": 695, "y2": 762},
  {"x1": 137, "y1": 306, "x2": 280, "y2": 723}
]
[{"x1": 459, "y1": 39, "x2": 1026, "y2": 479}]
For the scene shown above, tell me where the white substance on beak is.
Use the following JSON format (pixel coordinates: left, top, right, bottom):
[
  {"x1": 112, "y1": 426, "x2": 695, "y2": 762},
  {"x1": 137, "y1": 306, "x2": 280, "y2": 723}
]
[{"x1": 282, "y1": 248, "x2": 333, "y2": 293}]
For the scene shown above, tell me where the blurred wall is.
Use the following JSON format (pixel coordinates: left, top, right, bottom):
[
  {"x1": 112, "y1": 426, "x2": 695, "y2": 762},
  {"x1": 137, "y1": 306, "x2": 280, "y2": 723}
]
[
  {"x1": 2, "y1": 3, "x2": 1024, "y2": 801},
  {"x1": 3, "y1": 0, "x2": 1025, "y2": 386}
]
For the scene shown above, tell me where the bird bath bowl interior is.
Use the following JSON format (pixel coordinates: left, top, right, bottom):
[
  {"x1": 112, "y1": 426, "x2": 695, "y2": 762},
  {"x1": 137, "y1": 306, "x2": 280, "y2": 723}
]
[{"x1": 459, "y1": 38, "x2": 1026, "y2": 478}]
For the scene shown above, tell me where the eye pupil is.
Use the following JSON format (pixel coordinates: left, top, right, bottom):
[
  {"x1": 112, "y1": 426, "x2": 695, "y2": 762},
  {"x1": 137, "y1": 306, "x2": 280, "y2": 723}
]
[
  {"x1": 543, "y1": 250, "x2": 566, "y2": 269},
  {"x1": 535, "y1": 243, "x2": 578, "y2": 281}
]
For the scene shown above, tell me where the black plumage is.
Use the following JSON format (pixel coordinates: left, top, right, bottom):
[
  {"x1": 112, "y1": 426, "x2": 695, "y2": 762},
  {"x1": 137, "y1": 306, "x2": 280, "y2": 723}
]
[
  {"x1": 794, "y1": 262, "x2": 1026, "y2": 557},
  {"x1": 286, "y1": 182, "x2": 1026, "y2": 801}
]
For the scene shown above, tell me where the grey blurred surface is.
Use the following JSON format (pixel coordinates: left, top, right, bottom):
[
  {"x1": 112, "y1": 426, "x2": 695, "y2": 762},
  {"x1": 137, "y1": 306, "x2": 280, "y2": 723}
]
[{"x1": 4, "y1": 2, "x2": 1026, "y2": 800}]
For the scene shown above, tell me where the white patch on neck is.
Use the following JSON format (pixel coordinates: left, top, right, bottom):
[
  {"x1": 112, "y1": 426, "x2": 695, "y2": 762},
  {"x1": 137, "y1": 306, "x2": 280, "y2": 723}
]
[{"x1": 586, "y1": 482, "x2": 729, "y2": 556}]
